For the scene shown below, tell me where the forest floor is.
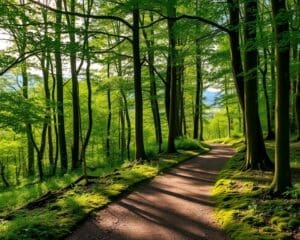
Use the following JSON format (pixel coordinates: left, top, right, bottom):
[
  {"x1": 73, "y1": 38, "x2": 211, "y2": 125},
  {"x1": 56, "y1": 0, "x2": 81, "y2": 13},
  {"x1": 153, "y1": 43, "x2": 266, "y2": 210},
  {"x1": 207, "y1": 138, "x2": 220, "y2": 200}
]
[
  {"x1": 66, "y1": 144, "x2": 234, "y2": 240},
  {"x1": 212, "y1": 139, "x2": 300, "y2": 240}
]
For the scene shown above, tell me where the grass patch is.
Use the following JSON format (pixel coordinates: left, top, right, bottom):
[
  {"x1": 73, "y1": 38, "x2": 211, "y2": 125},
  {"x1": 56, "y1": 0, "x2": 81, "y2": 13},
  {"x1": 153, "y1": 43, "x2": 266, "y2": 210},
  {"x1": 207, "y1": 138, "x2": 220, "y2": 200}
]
[
  {"x1": 0, "y1": 144, "x2": 207, "y2": 240},
  {"x1": 213, "y1": 141, "x2": 300, "y2": 240}
]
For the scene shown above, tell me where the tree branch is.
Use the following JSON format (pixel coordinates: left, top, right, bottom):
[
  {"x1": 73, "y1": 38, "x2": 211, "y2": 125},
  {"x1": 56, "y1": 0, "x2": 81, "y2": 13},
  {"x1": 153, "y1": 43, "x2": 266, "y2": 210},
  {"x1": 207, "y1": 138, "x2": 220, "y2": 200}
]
[
  {"x1": 29, "y1": 0, "x2": 133, "y2": 29},
  {"x1": 0, "y1": 50, "x2": 42, "y2": 76}
]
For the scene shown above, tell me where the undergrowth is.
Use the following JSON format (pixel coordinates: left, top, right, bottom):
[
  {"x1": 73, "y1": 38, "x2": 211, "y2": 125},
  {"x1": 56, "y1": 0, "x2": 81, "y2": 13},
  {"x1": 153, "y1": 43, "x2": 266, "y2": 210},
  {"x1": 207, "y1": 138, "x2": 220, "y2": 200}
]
[
  {"x1": 213, "y1": 141, "x2": 300, "y2": 240},
  {"x1": 0, "y1": 141, "x2": 208, "y2": 240}
]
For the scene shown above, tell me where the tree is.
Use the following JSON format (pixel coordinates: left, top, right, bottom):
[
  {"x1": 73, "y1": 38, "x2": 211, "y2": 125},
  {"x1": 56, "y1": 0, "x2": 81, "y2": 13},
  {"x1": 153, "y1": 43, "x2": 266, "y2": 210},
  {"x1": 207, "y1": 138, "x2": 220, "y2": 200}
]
[
  {"x1": 132, "y1": 6, "x2": 147, "y2": 160},
  {"x1": 141, "y1": 13, "x2": 163, "y2": 152},
  {"x1": 243, "y1": 0, "x2": 273, "y2": 170},
  {"x1": 55, "y1": 0, "x2": 68, "y2": 173},
  {"x1": 167, "y1": 0, "x2": 178, "y2": 153},
  {"x1": 270, "y1": 0, "x2": 292, "y2": 193}
]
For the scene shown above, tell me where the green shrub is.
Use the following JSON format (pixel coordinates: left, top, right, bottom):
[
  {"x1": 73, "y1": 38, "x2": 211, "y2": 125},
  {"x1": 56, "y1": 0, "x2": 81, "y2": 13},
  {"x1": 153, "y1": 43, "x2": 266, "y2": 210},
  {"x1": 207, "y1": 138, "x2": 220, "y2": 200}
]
[{"x1": 175, "y1": 137, "x2": 206, "y2": 151}]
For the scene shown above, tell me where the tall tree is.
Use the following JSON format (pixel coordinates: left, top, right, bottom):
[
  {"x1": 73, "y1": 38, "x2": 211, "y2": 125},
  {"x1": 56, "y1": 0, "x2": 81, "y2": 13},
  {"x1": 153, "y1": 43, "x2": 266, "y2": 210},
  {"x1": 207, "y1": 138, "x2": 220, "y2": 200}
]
[
  {"x1": 295, "y1": 0, "x2": 300, "y2": 141},
  {"x1": 270, "y1": 0, "x2": 292, "y2": 193},
  {"x1": 132, "y1": 6, "x2": 147, "y2": 160},
  {"x1": 55, "y1": 0, "x2": 68, "y2": 173},
  {"x1": 63, "y1": 0, "x2": 81, "y2": 169},
  {"x1": 243, "y1": 0, "x2": 273, "y2": 170},
  {"x1": 167, "y1": 0, "x2": 178, "y2": 153},
  {"x1": 141, "y1": 13, "x2": 163, "y2": 152}
]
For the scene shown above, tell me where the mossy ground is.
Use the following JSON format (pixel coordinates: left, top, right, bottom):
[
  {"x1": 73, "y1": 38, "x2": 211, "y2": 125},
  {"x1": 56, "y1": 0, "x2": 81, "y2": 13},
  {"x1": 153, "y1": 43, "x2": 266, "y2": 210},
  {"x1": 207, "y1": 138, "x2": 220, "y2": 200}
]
[
  {"x1": 213, "y1": 140, "x2": 300, "y2": 240},
  {"x1": 0, "y1": 141, "x2": 208, "y2": 240}
]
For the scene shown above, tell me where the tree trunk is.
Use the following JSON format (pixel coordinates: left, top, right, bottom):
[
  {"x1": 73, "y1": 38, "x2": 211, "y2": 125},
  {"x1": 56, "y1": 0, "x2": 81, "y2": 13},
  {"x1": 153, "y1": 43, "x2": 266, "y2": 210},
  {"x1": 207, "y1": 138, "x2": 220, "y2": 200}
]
[
  {"x1": 0, "y1": 163, "x2": 9, "y2": 187},
  {"x1": 270, "y1": 0, "x2": 292, "y2": 194},
  {"x1": 55, "y1": 0, "x2": 68, "y2": 173},
  {"x1": 132, "y1": 7, "x2": 147, "y2": 160},
  {"x1": 119, "y1": 99, "x2": 126, "y2": 160},
  {"x1": 120, "y1": 89, "x2": 131, "y2": 160},
  {"x1": 80, "y1": 5, "x2": 93, "y2": 170},
  {"x1": 194, "y1": 38, "x2": 202, "y2": 139},
  {"x1": 64, "y1": 0, "x2": 81, "y2": 169},
  {"x1": 243, "y1": 0, "x2": 273, "y2": 170},
  {"x1": 167, "y1": 1, "x2": 178, "y2": 153},
  {"x1": 227, "y1": 0, "x2": 245, "y2": 113},
  {"x1": 258, "y1": 21, "x2": 275, "y2": 140},
  {"x1": 295, "y1": 0, "x2": 300, "y2": 141},
  {"x1": 225, "y1": 76, "x2": 231, "y2": 138},
  {"x1": 21, "y1": 61, "x2": 35, "y2": 177},
  {"x1": 141, "y1": 14, "x2": 163, "y2": 152}
]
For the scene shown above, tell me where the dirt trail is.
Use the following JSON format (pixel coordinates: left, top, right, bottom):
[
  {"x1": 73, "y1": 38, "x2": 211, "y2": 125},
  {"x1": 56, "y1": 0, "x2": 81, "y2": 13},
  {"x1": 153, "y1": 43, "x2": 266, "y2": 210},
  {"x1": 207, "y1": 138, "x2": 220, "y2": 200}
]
[{"x1": 66, "y1": 144, "x2": 234, "y2": 240}]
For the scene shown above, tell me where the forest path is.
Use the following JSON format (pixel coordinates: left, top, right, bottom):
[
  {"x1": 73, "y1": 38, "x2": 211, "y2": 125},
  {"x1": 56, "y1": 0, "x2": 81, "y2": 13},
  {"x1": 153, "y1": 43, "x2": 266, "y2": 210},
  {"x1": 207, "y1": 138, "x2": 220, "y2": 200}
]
[{"x1": 66, "y1": 144, "x2": 234, "y2": 240}]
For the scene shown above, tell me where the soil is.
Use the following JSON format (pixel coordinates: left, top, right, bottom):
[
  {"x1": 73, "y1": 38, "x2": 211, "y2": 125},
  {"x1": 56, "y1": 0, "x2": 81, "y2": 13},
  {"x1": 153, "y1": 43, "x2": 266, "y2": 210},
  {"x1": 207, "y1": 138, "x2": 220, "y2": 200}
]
[{"x1": 65, "y1": 144, "x2": 234, "y2": 240}]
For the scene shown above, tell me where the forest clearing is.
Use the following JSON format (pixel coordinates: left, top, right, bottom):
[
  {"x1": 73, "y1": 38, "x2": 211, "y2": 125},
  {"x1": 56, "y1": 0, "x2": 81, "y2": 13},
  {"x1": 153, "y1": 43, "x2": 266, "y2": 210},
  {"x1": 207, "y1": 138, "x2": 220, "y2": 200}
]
[{"x1": 0, "y1": 0, "x2": 299, "y2": 239}]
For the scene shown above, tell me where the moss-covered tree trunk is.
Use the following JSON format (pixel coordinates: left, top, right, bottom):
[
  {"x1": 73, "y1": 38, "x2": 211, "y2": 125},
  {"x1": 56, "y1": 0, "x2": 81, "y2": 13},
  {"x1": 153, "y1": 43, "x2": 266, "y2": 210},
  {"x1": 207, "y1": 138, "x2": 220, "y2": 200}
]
[
  {"x1": 243, "y1": 0, "x2": 273, "y2": 170},
  {"x1": 270, "y1": 0, "x2": 292, "y2": 193}
]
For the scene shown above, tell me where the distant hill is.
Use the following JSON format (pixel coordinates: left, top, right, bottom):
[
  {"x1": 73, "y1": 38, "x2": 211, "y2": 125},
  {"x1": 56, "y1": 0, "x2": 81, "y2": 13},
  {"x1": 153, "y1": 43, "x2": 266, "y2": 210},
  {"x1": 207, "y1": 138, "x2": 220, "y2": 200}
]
[{"x1": 203, "y1": 89, "x2": 220, "y2": 106}]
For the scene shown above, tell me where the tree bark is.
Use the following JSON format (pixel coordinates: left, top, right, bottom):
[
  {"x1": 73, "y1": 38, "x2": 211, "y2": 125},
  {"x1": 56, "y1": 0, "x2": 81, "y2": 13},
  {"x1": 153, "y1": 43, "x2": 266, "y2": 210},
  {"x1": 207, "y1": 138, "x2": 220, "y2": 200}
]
[
  {"x1": 55, "y1": 0, "x2": 68, "y2": 173},
  {"x1": 194, "y1": 38, "x2": 202, "y2": 139},
  {"x1": 21, "y1": 61, "x2": 35, "y2": 177},
  {"x1": 141, "y1": 14, "x2": 163, "y2": 152},
  {"x1": 243, "y1": 0, "x2": 273, "y2": 170},
  {"x1": 63, "y1": 0, "x2": 81, "y2": 170},
  {"x1": 132, "y1": 7, "x2": 147, "y2": 160},
  {"x1": 270, "y1": 0, "x2": 292, "y2": 193},
  {"x1": 167, "y1": 1, "x2": 178, "y2": 153},
  {"x1": 295, "y1": 0, "x2": 300, "y2": 141},
  {"x1": 80, "y1": 1, "x2": 93, "y2": 171},
  {"x1": 227, "y1": 0, "x2": 245, "y2": 112}
]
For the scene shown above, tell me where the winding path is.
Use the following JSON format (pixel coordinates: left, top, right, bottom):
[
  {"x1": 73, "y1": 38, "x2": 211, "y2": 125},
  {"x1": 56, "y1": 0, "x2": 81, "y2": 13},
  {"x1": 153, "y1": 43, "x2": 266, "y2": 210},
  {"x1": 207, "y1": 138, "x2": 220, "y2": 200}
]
[{"x1": 66, "y1": 144, "x2": 234, "y2": 240}]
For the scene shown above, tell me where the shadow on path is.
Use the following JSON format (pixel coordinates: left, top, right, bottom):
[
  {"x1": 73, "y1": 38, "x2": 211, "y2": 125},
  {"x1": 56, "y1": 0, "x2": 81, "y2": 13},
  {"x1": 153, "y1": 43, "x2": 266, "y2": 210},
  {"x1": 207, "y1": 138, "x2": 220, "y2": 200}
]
[{"x1": 66, "y1": 144, "x2": 234, "y2": 240}]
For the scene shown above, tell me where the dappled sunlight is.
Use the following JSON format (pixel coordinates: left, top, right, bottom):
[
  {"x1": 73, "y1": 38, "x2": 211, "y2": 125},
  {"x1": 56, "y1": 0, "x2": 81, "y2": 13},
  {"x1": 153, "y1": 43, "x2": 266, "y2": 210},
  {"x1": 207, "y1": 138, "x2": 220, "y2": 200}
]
[{"x1": 66, "y1": 145, "x2": 232, "y2": 240}]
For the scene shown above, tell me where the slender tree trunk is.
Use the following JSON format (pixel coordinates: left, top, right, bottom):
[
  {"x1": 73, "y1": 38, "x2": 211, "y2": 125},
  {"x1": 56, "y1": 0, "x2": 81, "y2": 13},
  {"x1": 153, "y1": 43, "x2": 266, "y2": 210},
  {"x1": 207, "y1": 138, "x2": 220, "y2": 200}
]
[
  {"x1": 119, "y1": 99, "x2": 126, "y2": 160},
  {"x1": 225, "y1": 76, "x2": 231, "y2": 137},
  {"x1": 41, "y1": 52, "x2": 54, "y2": 173},
  {"x1": 80, "y1": 4, "x2": 93, "y2": 170},
  {"x1": 270, "y1": 38, "x2": 276, "y2": 130},
  {"x1": 106, "y1": 87, "x2": 112, "y2": 159},
  {"x1": 0, "y1": 163, "x2": 9, "y2": 187},
  {"x1": 270, "y1": 0, "x2": 292, "y2": 193},
  {"x1": 296, "y1": 44, "x2": 300, "y2": 141},
  {"x1": 227, "y1": 0, "x2": 245, "y2": 113},
  {"x1": 177, "y1": 57, "x2": 184, "y2": 137},
  {"x1": 194, "y1": 38, "x2": 202, "y2": 139},
  {"x1": 106, "y1": 65, "x2": 112, "y2": 158},
  {"x1": 63, "y1": 0, "x2": 81, "y2": 169},
  {"x1": 167, "y1": 1, "x2": 178, "y2": 153},
  {"x1": 243, "y1": 0, "x2": 273, "y2": 170},
  {"x1": 120, "y1": 89, "x2": 131, "y2": 160},
  {"x1": 49, "y1": 55, "x2": 59, "y2": 175},
  {"x1": 141, "y1": 14, "x2": 163, "y2": 152},
  {"x1": 132, "y1": 7, "x2": 147, "y2": 160},
  {"x1": 258, "y1": 13, "x2": 275, "y2": 140},
  {"x1": 21, "y1": 61, "x2": 35, "y2": 176},
  {"x1": 295, "y1": 0, "x2": 300, "y2": 141},
  {"x1": 55, "y1": 0, "x2": 68, "y2": 173}
]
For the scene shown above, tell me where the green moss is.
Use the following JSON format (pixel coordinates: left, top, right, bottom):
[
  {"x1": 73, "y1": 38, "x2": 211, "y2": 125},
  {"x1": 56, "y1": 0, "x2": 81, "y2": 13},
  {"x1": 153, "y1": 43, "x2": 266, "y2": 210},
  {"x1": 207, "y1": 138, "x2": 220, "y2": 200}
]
[
  {"x1": 0, "y1": 148, "x2": 203, "y2": 240},
  {"x1": 213, "y1": 140, "x2": 300, "y2": 240}
]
